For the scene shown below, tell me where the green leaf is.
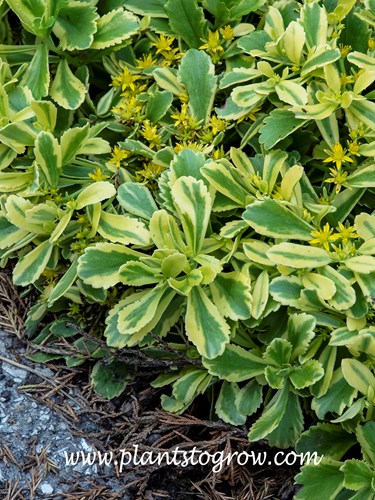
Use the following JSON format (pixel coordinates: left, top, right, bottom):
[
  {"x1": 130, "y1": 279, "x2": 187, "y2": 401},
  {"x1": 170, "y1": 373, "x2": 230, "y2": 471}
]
[
  {"x1": 48, "y1": 260, "x2": 78, "y2": 306},
  {"x1": 53, "y1": 1, "x2": 98, "y2": 51},
  {"x1": 173, "y1": 369, "x2": 210, "y2": 403},
  {"x1": 346, "y1": 164, "x2": 375, "y2": 188},
  {"x1": 0, "y1": 121, "x2": 37, "y2": 154},
  {"x1": 152, "y1": 67, "x2": 185, "y2": 95},
  {"x1": 186, "y1": 286, "x2": 230, "y2": 359},
  {"x1": 248, "y1": 386, "x2": 289, "y2": 442},
  {"x1": 275, "y1": 80, "x2": 308, "y2": 106},
  {"x1": 355, "y1": 213, "x2": 375, "y2": 240},
  {"x1": 345, "y1": 255, "x2": 375, "y2": 274},
  {"x1": 20, "y1": 43, "x2": 49, "y2": 99},
  {"x1": 165, "y1": 0, "x2": 207, "y2": 48},
  {"x1": 269, "y1": 275, "x2": 304, "y2": 307},
  {"x1": 171, "y1": 176, "x2": 211, "y2": 256},
  {"x1": 75, "y1": 181, "x2": 116, "y2": 210},
  {"x1": 267, "y1": 392, "x2": 304, "y2": 448},
  {"x1": 50, "y1": 59, "x2": 86, "y2": 110},
  {"x1": 117, "y1": 182, "x2": 158, "y2": 221},
  {"x1": 264, "y1": 337, "x2": 292, "y2": 366},
  {"x1": 302, "y1": 272, "x2": 337, "y2": 300},
  {"x1": 251, "y1": 270, "x2": 269, "y2": 319},
  {"x1": 146, "y1": 90, "x2": 174, "y2": 122},
  {"x1": 295, "y1": 459, "x2": 345, "y2": 500},
  {"x1": 31, "y1": 100, "x2": 57, "y2": 132},
  {"x1": 290, "y1": 359, "x2": 324, "y2": 389},
  {"x1": 117, "y1": 283, "x2": 171, "y2": 334},
  {"x1": 283, "y1": 21, "x2": 306, "y2": 65},
  {"x1": 34, "y1": 131, "x2": 61, "y2": 187},
  {"x1": 98, "y1": 211, "x2": 151, "y2": 246},
  {"x1": 60, "y1": 124, "x2": 90, "y2": 165},
  {"x1": 319, "y1": 266, "x2": 356, "y2": 310},
  {"x1": 312, "y1": 368, "x2": 358, "y2": 419},
  {"x1": 125, "y1": 0, "x2": 168, "y2": 17},
  {"x1": 357, "y1": 421, "x2": 375, "y2": 467},
  {"x1": 301, "y1": 49, "x2": 341, "y2": 76},
  {"x1": 243, "y1": 199, "x2": 314, "y2": 240},
  {"x1": 150, "y1": 209, "x2": 186, "y2": 252},
  {"x1": 243, "y1": 239, "x2": 274, "y2": 267},
  {"x1": 301, "y1": 1, "x2": 328, "y2": 50},
  {"x1": 5, "y1": 0, "x2": 50, "y2": 36},
  {"x1": 215, "y1": 381, "x2": 247, "y2": 425},
  {"x1": 202, "y1": 344, "x2": 267, "y2": 382},
  {"x1": 0, "y1": 217, "x2": 28, "y2": 249},
  {"x1": 91, "y1": 361, "x2": 132, "y2": 400},
  {"x1": 349, "y1": 99, "x2": 375, "y2": 131},
  {"x1": 13, "y1": 240, "x2": 54, "y2": 286},
  {"x1": 120, "y1": 260, "x2": 161, "y2": 286},
  {"x1": 178, "y1": 49, "x2": 216, "y2": 125},
  {"x1": 91, "y1": 9, "x2": 140, "y2": 50},
  {"x1": 296, "y1": 423, "x2": 356, "y2": 460},
  {"x1": 347, "y1": 51, "x2": 375, "y2": 70},
  {"x1": 235, "y1": 379, "x2": 263, "y2": 416},
  {"x1": 201, "y1": 161, "x2": 250, "y2": 206},
  {"x1": 287, "y1": 313, "x2": 317, "y2": 358},
  {"x1": 341, "y1": 358, "x2": 375, "y2": 397},
  {"x1": 341, "y1": 460, "x2": 375, "y2": 491},
  {"x1": 267, "y1": 242, "x2": 332, "y2": 268},
  {"x1": 77, "y1": 242, "x2": 141, "y2": 289},
  {"x1": 209, "y1": 271, "x2": 252, "y2": 320}
]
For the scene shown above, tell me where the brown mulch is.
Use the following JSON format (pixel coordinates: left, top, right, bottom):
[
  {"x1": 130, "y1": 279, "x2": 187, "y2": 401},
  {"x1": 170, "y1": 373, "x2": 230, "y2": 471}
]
[{"x1": 0, "y1": 269, "x2": 299, "y2": 499}]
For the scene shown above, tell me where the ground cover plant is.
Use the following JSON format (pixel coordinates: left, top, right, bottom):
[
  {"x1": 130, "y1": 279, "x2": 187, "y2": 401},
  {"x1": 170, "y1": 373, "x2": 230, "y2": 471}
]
[{"x1": 0, "y1": 0, "x2": 375, "y2": 497}]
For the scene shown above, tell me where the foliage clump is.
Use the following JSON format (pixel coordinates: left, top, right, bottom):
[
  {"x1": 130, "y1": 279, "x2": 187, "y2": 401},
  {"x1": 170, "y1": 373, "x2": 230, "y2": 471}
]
[{"x1": 1, "y1": 0, "x2": 375, "y2": 496}]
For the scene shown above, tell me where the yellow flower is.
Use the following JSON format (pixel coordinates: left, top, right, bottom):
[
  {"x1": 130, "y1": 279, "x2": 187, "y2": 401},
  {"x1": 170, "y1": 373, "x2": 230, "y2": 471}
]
[
  {"x1": 220, "y1": 25, "x2": 234, "y2": 41},
  {"x1": 140, "y1": 120, "x2": 162, "y2": 148},
  {"x1": 368, "y1": 38, "x2": 375, "y2": 50},
  {"x1": 88, "y1": 167, "x2": 110, "y2": 182},
  {"x1": 135, "y1": 162, "x2": 165, "y2": 183},
  {"x1": 108, "y1": 146, "x2": 130, "y2": 168},
  {"x1": 112, "y1": 67, "x2": 141, "y2": 92},
  {"x1": 325, "y1": 166, "x2": 349, "y2": 194},
  {"x1": 347, "y1": 140, "x2": 361, "y2": 156},
  {"x1": 336, "y1": 222, "x2": 358, "y2": 245},
  {"x1": 174, "y1": 141, "x2": 207, "y2": 154},
  {"x1": 339, "y1": 44, "x2": 351, "y2": 58},
  {"x1": 152, "y1": 35, "x2": 176, "y2": 54},
  {"x1": 237, "y1": 105, "x2": 262, "y2": 123},
  {"x1": 160, "y1": 48, "x2": 183, "y2": 66},
  {"x1": 171, "y1": 103, "x2": 189, "y2": 127},
  {"x1": 200, "y1": 30, "x2": 223, "y2": 53},
  {"x1": 212, "y1": 146, "x2": 226, "y2": 160},
  {"x1": 310, "y1": 223, "x2": 339, "y2": 252},
  {"x1": 209, "y1": 115, "x2": 227, "y2": 135},
  {"x1": 136, "y1": 54, "x2": 157, "y2": 69},
  {"x1": 323, "y1": 142, "x2": 353, "y2": 170}
]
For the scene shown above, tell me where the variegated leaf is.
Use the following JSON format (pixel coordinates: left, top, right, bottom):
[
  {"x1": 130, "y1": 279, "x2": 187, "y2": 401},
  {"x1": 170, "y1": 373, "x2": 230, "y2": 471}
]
[
  {"x1": 13, "y1": 240, "x2": 54, "y2": 286},
  {"x1": 50, "y1": 59, "x2": 86, "y2": 110},
  {"x1": 117, "y1": 182, "x2": 158, "y2": 220},
  {"x1": 77, "y1": 243, "x2": 141, "y2": 289},
  {"x1": 98, "y1": 211, "x2": 151, "y2": 246},
  {"x1": 34, "y1": 131, "x2": 61, "y2": 187},
  {"x1": 171, "y1": 176, "x2": 211, "y2": 256},
  {"x1": 117, "y1": 282, "x2": 170, "y2": 334},
  {"x1": 75, "y1": 182, "x2": 116, "y2": 210},
  {"x1": 243, "y1": 199, "x2": 314, "y2": 240},
  {"x1": 267, "y1": 243, "x2": 332, "y2": 268},
  {"x1": 209, "y1": 271, "x2": 252, "y2": 320},
  {"x1": 186, "y1": 286, "x2": 230, "y2": 359},
  {"x1": 91, "y1": 9, "x2": 140, "y2": 50},
  {"x1": 202, "y1": 344, "x2": 267, "y2": 381}
]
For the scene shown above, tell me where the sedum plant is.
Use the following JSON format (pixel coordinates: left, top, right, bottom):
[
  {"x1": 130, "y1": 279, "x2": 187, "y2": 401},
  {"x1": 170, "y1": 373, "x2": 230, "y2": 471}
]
[{"x1": 1, "y1": 0, "x2": 375, "y2": 496}]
